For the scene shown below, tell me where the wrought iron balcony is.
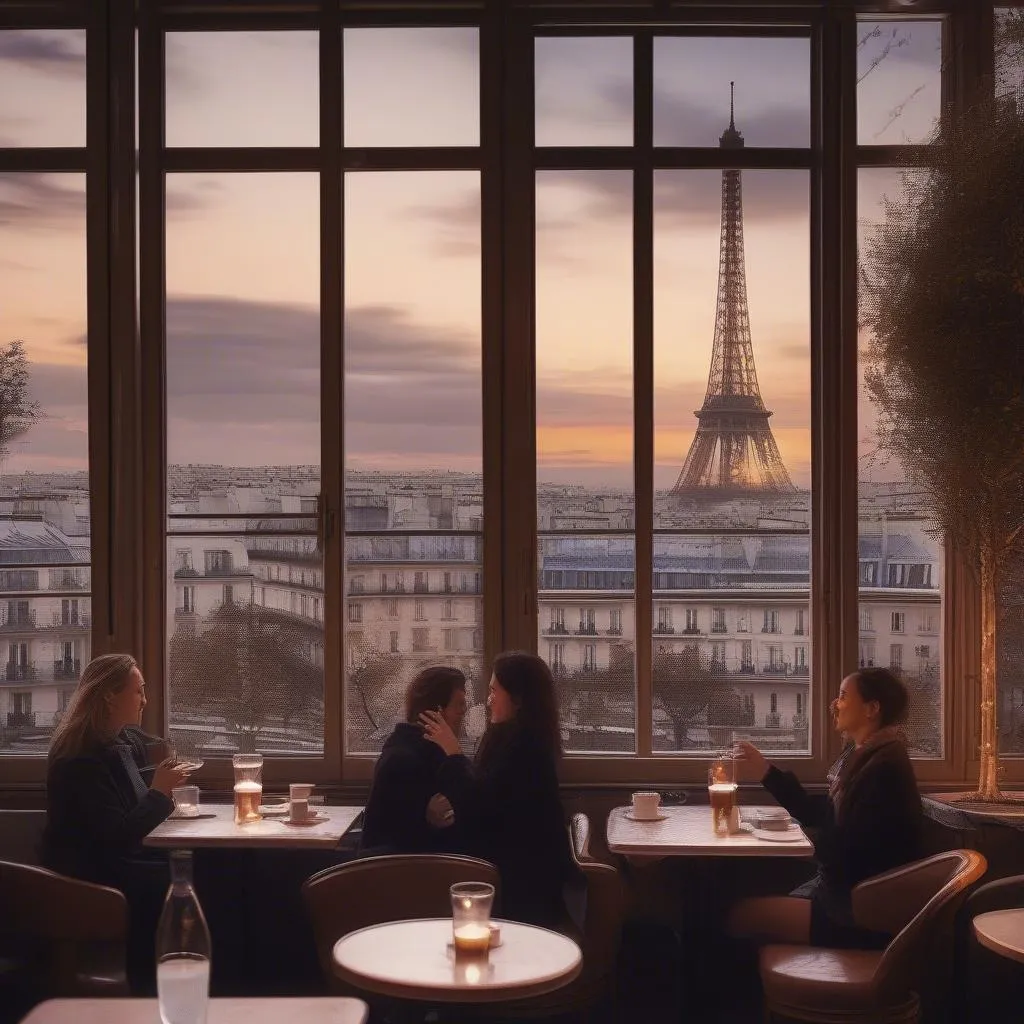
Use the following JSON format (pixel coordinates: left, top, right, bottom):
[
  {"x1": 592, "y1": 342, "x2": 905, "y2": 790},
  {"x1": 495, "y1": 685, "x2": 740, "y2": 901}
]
[
  {"x1": 765, "y1": 713, "x2": 781, "y2": 728},
  {"x1": 6, "y1": 711, "x2": 35, "y2": 728},
  {"x1": 54, "y1": 659, "x2": 81, "y2": 680},
  {"x1": 5, "y1": 663, "x2": 36, "y2": 682}
]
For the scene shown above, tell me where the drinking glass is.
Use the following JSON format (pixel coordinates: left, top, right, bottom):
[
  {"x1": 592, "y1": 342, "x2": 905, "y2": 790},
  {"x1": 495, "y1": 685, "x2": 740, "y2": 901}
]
[
  {"x1": 450, "y1": 882, "x2": 494, "y2": 953},
  {"x1": 232, "y1": 753, "x2": 263, "y2": 824},
  {"x1": 708, "y1": 754, "x2": 737, "y2": 836}
]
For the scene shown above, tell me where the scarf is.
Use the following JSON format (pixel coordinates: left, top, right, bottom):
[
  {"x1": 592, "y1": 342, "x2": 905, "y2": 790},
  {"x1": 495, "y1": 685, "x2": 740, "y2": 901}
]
[{"x1": 827, "y1": 726, "x2": 903, "y2": 814}]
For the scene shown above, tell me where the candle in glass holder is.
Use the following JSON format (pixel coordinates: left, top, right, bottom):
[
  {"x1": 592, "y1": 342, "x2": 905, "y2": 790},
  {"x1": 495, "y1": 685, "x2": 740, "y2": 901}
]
[{"x1": 450, "y1": 881, "x2": 495, "y2": 954}]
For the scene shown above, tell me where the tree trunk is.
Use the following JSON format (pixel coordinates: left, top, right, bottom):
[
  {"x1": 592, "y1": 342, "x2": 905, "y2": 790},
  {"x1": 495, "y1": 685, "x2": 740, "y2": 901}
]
[{"x1": 976, "y1": 546, "x2": 1001, "y2": 799}]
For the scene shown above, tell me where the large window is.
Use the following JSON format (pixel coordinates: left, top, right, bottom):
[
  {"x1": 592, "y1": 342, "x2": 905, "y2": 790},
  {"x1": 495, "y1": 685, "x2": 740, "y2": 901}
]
[
  {"x1": 0, "y1": 26, "x2": 89, "y2": 754},
  {"x1": 536, "y1": 32, "x2": 813, "y2": 757},
  {"x1": 0, "y1": 3, "x2": 1010, "y2": 785}
]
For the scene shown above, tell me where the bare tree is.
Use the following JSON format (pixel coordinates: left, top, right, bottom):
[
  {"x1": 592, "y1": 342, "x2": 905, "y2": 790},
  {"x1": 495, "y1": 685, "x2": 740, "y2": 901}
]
[{"x1": 0, "y1": 340, "x2": 41, "y2": 461}]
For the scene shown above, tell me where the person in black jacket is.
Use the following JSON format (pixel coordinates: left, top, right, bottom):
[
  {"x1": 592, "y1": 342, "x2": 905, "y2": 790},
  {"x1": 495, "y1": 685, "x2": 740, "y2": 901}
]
[
  {"x1": 420, "y1": 652, "x2": 581, "y2": 932},
  {"x1": 729, "y1": 668, "x2": 923, "y2": 949},
  {"x1": 42, "y1": 653, "x2": 193, "y2": 990},
  {"x1": 360, "y1": 665, "x2": 468, "y2": 854}
]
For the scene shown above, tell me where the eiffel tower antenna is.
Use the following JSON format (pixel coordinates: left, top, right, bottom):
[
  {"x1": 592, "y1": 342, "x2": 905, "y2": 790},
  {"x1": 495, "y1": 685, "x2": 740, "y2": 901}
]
[{"x1": 671, "y1": 86, "x2": 796, "y2": 497}]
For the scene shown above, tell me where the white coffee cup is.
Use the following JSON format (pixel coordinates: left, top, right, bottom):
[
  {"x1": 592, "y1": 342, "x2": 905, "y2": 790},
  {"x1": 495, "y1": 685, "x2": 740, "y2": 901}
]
[
  {"x1": 289, "y1": 783, "x2": 314, "y2": 801},
  {"x1": 631, "y1": 791, "x2": 661, "y2": 820},
  {"x1": 289, "y1": 797, "x2": 313, "y2": 823}
]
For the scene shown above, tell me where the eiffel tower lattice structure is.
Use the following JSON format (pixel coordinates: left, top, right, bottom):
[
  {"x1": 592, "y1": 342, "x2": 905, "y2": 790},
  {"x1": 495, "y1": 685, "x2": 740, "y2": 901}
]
[{"x1": 671, "y1": 85, "x2": 796, "y2": 498}]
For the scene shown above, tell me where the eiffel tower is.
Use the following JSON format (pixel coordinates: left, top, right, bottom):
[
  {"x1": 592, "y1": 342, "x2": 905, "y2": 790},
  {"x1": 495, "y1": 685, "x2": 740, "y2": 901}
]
[{"x1": 671, "y1": 85, "x2": 795, "y2": 498}]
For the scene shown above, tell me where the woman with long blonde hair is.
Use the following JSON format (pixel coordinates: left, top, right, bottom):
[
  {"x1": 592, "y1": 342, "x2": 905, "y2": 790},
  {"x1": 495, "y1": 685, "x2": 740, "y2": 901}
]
[{"x1": 42, "y1": 653, "x2": 191, "y2": 886}]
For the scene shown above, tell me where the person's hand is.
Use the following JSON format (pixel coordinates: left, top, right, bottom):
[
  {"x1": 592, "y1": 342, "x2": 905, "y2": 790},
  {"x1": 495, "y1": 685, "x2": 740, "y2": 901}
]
[
  {"x1": 732, "y1": 740, "x2": 769, "y2": 782},
  {"x1": 418, "y1": 710, "x2": 462, "y2": 756},
  {"x1": 151, "y1": 758, "x2": 193, "y2": 797},
  {"x1": 426, "y1": 793, "x2": 455, "y2": 829}
]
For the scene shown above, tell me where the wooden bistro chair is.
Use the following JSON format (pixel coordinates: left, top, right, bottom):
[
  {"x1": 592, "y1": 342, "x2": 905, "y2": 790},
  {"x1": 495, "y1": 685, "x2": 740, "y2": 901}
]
[
  {"x1": 301, "y1": 853, "x2": 500, "y2": 995},
  {"x1": 0, "y1": 860, "x2": 130, "y2": 1000},
  {"x1": 485, "y1": 812, "x2": 626, "y2": 1022},
  {"x1": 759, "y1": 849, "x2": 987, "y2": 1024}
]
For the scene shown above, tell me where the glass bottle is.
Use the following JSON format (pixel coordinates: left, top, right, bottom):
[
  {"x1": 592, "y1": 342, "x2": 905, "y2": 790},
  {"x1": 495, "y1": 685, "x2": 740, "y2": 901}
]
[{"x1": 156, "y1": 850, "x2": 212, "y2": 1024}]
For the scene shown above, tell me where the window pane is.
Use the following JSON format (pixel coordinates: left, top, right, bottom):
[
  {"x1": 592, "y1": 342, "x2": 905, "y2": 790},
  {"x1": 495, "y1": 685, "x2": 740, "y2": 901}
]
[
  {"x1": 344, "y1": 28, "x2": 479, "y2": 147},
  {"x1": 996, "y1": 8, "x2": 1024, "y2": 103},
  {"x1": 536, "y1": 170, "x2": 635, "y2": 752},
  {"x1": 344, "y1": 172, "x2": 483, "y2": 755},
  {"x1": 857, "y1": 168, "x2": 944, "y2": 758},
  {"x1": 0, "y1": 173, "x2": 89, "y2": 754},
  {"x1": 857, "y1": 19, "x2": 943, "y2": 145},
  {"x1": 539, "y1": 535, "x2": 637, "y2": 753},
  {"x1": 536, "y1": 170, "x2": 634, "y2": 521},
  {"x1": 653, "y1": 37, "x2": 810, "y2": 148},
  {"x1": 0, "y1": 30, "x2": 86, "y2": 147},
  {"x1": 165, "y1": 173, "x2": 323, "y2": 757},
  {"x1": 165, "y1": 32, "x2": 318, "y2": 148},
  {"x1": 535, "y1": 37, "x2": 633, "y2": 147},
  {"x1": 654, "y1": 167, "x2": 811, "y2": 754}
]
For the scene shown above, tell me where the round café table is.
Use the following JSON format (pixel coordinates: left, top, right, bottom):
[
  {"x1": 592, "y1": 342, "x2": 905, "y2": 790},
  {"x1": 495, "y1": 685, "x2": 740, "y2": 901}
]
[
  {"x1": 973, "y1": 909, "x2": 1024, "y2": 964},
  {"x1": 332, "y1": 917, "x2": 582, "y2": 1003}
]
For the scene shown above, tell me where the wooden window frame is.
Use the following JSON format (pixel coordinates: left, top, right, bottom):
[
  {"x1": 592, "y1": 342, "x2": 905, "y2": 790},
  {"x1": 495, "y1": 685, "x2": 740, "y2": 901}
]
[{"x1": 0, "y1": 0, "x2": 1009, "y2": 792}]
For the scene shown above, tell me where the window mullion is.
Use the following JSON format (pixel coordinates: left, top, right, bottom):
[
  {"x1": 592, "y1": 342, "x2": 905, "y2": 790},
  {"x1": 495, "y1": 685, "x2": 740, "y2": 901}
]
[{"x1": 634, "y1": 31, "x2": 654, "y2": 758}]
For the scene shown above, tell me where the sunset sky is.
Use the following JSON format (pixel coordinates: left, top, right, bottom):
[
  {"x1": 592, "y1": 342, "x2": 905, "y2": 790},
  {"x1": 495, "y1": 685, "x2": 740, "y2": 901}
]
[{"x1": 0, "y1": 20, "x2": 945, "y2": 491}]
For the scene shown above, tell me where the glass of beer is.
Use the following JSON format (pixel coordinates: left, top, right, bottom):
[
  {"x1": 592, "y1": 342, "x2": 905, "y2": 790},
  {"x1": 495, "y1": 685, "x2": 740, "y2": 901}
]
[
  {"x1": 708, "y1": 754, "x2": 737, "y2": 836},
  {"x1": 232, "y1": 753, "x2": 263, "y2": 825},
  {"x1": 450, "y1": 882, "x2": 494, "y2": 954}
]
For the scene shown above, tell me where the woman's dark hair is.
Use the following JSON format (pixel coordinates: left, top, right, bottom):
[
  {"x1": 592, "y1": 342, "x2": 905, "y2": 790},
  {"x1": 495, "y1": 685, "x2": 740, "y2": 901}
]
[
  {"x1": 476, "y1": 651, "x2": 562, "y2": 766},
  {"x1": 404, "y1": 665, "x2": 466, "y2": 723},
  {"x1": 853, "y1": 667, "x2": 910, "y2": 727}
]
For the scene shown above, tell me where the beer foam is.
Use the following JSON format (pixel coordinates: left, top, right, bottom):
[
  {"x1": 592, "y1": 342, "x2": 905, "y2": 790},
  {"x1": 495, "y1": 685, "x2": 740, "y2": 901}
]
[
  {"x1": 708, "y1": 783, "x2": 738, "y2": 792},
  {"x1": 233, "y1": 781, "x2": 262, "y2": 793}
]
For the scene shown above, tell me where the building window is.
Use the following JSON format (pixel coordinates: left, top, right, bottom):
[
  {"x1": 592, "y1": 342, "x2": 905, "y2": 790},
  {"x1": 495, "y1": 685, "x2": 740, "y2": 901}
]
[
  {"x1": 736, "y1": 613, "x2": 748, "y2": 633},
  {"x1": 741, "y1": 641, "x2": 753, "y2": 670},
  {"x1": 796, "y1": 692, "x2": 803, "y2": 716},
  {"x1": 412, "y1": 627, "x2": 430, "y2": 652},
  {"x1": 795, "y1": 609, "x2": 806, "y2": 635},
  {"x1": 443, "y1": 628, "x2": 456, "y2": 652},
  {"x1": 414, "y1": 600, "x2": 426, "y2": 621},
  {"x1": 684, "y1": 608, "x2": 699, "y2": 633},
  {"x1": 578, "y1": 608, "x2": 596, "y2": 634},
  {"x1": 609, "y1": 608, "x2": 622, "y2": 634},
  {"x1": 387, "y1": 599, "x2": 399, "y2": 618},
  {"x1": 794, "y1": 646, "x2": 807, "y2": 670},
  {"x1": 890, "y1": 644, "x2": 904, "y2": 671},
  {"x1": 549, "y1": 643, "x2": 565, "y2": 673},
  {"x1": 657, "y1": 607, "x2": 673, "y2": 631},
  {"x1": 891, "y1": 611, "x2": 905, "y2": 633},
  {"x1": 348, "y1": 602, "x2": 362, "y2": 624},
  {"x1": 205, "y1": 550, "x2": 233, "y2": 574},
  {"x1": 443, "y1": 599, "x2": 454, "y2": 620},
  {"x1": 390, "y1": 631, "x2": 400, "y2": 654},
  {"x1": 711, "y1": 608, "x2": 726, "y2": 633},
  {"x1": 182, "y1": 586, "x2": 196, "y2": 614},
  {"x1": 583, "y1": 645, "x2": 597, "y2": 670},
  {"x1": 222, "y1": 585, "x2": 234, "y2": 606},
  {"x1": 768, "y1": 646, "x2": 784, "y2": 671},
  {"x1": 770, "y1": 692, "x2": 778, "y2": 714}
]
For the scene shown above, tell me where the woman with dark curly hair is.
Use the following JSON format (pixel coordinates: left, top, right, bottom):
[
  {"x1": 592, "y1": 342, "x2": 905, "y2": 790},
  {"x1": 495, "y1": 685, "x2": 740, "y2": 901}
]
[
  {"x1": 419, "y1": 651, "x2": 579, "y2": 931},
  {"x1": 729, "y1": 668, "x2": 923, "y2": 949}
]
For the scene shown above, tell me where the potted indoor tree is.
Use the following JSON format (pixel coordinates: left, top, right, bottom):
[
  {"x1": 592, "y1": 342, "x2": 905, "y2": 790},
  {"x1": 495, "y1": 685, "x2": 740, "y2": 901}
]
[{"x1": 859, "y1": 34, "x2": 1024, "y2": 801}]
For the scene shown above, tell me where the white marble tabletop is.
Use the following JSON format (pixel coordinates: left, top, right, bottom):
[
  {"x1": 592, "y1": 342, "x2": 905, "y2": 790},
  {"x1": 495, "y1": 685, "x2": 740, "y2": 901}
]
[
  {"x1": 606, "y1": 805, "x2": 814, "y2": 857},
  {"x1": 332, "y1": 917, "x2": 582, "y2": 1003},
  {"x1": 973, "y1": 909, "x2": 1024, "y2": 964},
  {"x1": 144, "y1": 804, "x2": 363, "y2": 849},
  {"x1": 19, "y1": 998, "x2": 367, "y2": 1024}
]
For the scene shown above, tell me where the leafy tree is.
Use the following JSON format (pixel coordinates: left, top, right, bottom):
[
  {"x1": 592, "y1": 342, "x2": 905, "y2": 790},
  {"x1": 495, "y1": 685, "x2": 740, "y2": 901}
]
[
  {"x1": 860, "y1": 80, "x2": 1024, "y2": 798},
  {"x1": 0, "y1": 340, "x2": 41, "y2": 461}
]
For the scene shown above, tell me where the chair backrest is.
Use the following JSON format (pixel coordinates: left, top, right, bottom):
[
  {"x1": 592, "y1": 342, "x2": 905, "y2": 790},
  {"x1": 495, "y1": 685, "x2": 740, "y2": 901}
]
[
  {"x1": 565, "y1": 814, "x2": 625, "y2": 988},
  {"x1": 0, "y1": 860, "x2": 128, "y2": 996},
  {"x1": 867, "y1": 849, "x2": 987, "y2": 1001},
  {"x1": 570, "y1": 812, "x2": 591, "y2": 863},
  {"x1": 0, "y1": 860, "x2": 128, "y2": 943},
  {"x1": 301, "y1": 853, "x2": 500, "y2": 988}
]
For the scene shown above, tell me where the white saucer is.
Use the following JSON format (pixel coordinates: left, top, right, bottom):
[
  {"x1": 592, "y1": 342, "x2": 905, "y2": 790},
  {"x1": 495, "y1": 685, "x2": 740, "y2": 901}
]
[
  {"x1": 625, "y1": 811, "x2": 668, "y2": 822},
  {"x1": 280, "y1": 812, "x2": 328, "y2": 827},
  {"x1": 751, "y1": 826, "x2": 804, "y2": 842},
  {"x1": 169, "y1": 810, "x2": 216, "y2": 820}
]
